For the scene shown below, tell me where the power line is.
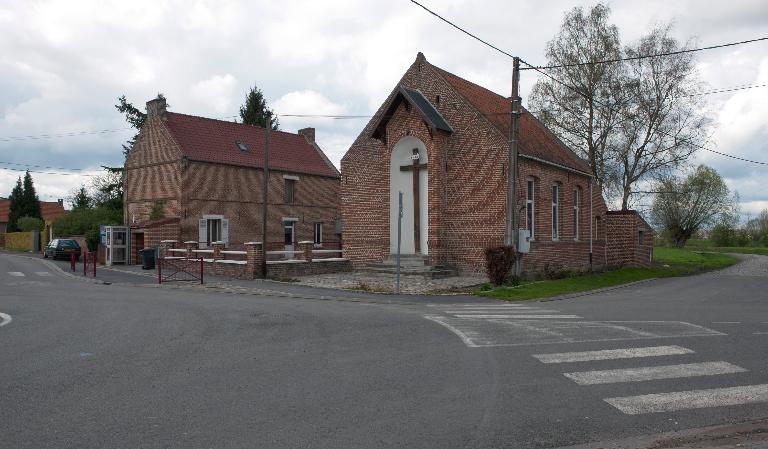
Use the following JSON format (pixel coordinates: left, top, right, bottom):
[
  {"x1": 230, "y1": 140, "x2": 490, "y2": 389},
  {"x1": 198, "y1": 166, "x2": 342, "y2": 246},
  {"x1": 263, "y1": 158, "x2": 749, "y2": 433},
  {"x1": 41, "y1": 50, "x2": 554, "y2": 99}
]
[
  {"x1": 0, "y1": 127, "x2": 132, "y2": 142},
  {"x1": 0, "y1": 165, "x2": 95, "y2": 177},
  {"x1": 521, "y1": 37, "x2": 768, "y2": 71},
  {"x1": 0, "y1": 160, "x2": 87, "y2": 171},
  {"x1": 412, "y1": 0, "x2": 768, "y2": 167},
  {"x1": 683, "y1": 83, "x2": 768, "y2": 97}
]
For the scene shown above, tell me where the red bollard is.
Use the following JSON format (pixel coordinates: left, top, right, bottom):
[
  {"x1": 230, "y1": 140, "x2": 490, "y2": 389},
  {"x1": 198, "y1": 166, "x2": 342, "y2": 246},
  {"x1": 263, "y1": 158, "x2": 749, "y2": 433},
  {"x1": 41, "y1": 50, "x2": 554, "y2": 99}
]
[
  {"x1": 158, "y1": 256, "x2": 162, "y2": 284},
  {"x1": 70, "y1": 252, "x2": 76, "y2": 272},
  {"x1": 200, "y1": 257, "x2": 204, "y2": 285},
  {"x1": 92, "y1": 252, "x2": 96, "y2": 277},
  {"x1": 83, "y1": 251, "x2": 87, "y2": 276}
]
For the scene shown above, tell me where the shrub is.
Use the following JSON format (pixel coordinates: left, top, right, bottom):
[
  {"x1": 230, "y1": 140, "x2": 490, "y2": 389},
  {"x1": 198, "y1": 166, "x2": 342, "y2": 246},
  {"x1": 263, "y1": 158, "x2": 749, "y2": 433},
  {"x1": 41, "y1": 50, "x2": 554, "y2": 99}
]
[
  {"x1": 149, "y1": 201, "x2": 165, "y2": 220},
  {"x1": 16, "y1": 216, "x2": 44, "y2": 232},
  {"x1": 484, "y1": 245, "x2": 517, "y2": 286},
  {"x1": 52, "y1": 206, "x2": 122, "y2": 251}
]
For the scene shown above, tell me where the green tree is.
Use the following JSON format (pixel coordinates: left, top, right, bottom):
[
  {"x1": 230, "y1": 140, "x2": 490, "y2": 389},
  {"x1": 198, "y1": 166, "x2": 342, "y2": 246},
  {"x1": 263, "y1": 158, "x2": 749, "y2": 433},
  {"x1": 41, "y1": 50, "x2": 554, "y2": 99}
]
[
  {"x1": 16, "y1": 216, "x2": 44, "y2": 232},
  {"x1": 52, "y1": 207, "x2": 122, "y2": 251},
  {"x1": 69, "y1": 185, "x2": 92, "y2": 210},
  {"x1": 651, "y1": 165, "x2": 734, "y2": 247},
  {"x1": 20, "y1": 171, "x2": 42, "y2": 220},
  {"x1": 91, "y1": 166, "x2": 124, "y2": 213},
  {"x1": 239, "y1": 85, "x2": 279, "y2": 129},
  {"x1": 115, "y1": 93, "x2": 164, "y2": 157},
  {"x1": 6, "y1": 177, "x2": 24, "y2": 232}
]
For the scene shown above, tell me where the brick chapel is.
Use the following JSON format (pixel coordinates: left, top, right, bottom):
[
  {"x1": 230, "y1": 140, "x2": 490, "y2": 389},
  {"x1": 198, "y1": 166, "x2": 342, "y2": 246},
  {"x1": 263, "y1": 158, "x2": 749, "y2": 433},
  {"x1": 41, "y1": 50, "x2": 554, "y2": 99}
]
[
  {"x1": 341, "y1": 53, "x2": 652, "y2": 275},
  {"x1": 124, "y1": 97, "x2": 340, "y2": 264}
]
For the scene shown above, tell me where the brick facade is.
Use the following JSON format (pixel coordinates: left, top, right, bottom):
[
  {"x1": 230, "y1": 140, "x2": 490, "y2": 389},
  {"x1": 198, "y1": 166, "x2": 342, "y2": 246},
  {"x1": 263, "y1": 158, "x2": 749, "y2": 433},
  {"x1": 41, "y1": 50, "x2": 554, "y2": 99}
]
[
  {"x1": 124, "y1": 103, "x2": 341, "y2": 264},
  {"x1": 342, "y1": 53, "x2": 650, "y2": 275}
]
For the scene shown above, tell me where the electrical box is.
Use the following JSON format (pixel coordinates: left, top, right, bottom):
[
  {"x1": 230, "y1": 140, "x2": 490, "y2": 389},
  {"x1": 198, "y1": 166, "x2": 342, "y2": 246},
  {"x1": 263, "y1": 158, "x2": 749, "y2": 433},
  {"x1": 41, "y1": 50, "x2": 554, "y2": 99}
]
[{"x1": 518, "y1": 229, "x2": 531, "y2": 254}]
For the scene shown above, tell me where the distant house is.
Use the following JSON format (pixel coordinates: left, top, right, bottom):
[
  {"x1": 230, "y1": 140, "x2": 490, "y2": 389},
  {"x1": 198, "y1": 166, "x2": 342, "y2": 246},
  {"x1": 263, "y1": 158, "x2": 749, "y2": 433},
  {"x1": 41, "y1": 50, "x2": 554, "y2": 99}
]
[
  {"x1": 124, "y1": 97, "x2": 341, "y2": 264},
  {"x1": 0, "y1": 198, "x2": 65, "y2": 234}
]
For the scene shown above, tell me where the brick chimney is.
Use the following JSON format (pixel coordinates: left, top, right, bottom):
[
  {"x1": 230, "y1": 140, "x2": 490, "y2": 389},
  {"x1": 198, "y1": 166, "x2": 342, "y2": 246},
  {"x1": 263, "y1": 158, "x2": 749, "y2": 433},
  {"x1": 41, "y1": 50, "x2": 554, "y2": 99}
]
[
  {"x1": 57, "y1": 199, "x2": 63, "y2": 206},
  {"x1": 298, "y1": 127, "x2": 315, "y2": 143},
  {"x1": 146, "y1": 96, "x2": 167, "y2": 118}
]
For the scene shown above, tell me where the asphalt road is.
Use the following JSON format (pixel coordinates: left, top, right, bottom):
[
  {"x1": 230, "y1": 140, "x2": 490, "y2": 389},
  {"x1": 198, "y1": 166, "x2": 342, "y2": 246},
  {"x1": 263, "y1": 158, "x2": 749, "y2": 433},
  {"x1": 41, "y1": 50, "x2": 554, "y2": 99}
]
[{"x1": 1, "y1": 253, "x2": 766, "y2": 448}]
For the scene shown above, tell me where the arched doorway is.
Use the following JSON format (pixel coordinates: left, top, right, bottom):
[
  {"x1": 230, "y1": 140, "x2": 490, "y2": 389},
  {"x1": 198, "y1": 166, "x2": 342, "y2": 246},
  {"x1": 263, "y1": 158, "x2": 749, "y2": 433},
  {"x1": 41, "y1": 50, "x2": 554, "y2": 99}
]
[{"x1": 390, "y1": 136, "x2": 428, "y2": 255}]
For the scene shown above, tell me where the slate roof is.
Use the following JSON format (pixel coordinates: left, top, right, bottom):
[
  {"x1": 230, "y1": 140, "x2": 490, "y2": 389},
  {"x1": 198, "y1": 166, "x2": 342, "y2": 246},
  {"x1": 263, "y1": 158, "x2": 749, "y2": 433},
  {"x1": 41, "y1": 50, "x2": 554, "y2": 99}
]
[
  {"x1": 431, "y1": 64, "x2": 592, "y2": 174},
  {"x1": 0, "y1": 199, "x2": 65, "y2": 223},
  {"x1": 163, "y1": 113, "x2": 340, "y2": 178},
  {"x1": 372, "y1": 86, "x2": 453, "y2": 140}
]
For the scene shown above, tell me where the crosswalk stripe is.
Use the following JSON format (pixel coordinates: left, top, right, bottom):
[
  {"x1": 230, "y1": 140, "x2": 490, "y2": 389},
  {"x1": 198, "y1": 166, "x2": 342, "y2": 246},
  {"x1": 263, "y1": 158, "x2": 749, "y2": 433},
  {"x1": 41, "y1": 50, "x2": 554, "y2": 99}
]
[
  {"x1": 35, "y1": 272, "x2": 51, "y2": 277},
  {"x1": 8, "y1": 272, "x2": 24, "y2": 277},
  {"x1": 564, "y1": 361, "x2": 746, "y2": 385},
  {"x1": 605, "y1": 384, "x2": 768, "y2": 414},
  {"x1": 445, "y1": 309, "x2": 559, "y2": 314},
  {"x1": 453, "y1": 314, "x2": 582, "y2": 319},
  {"x1": 533, "y1": 345, "x2": 695, "y2": 364}
]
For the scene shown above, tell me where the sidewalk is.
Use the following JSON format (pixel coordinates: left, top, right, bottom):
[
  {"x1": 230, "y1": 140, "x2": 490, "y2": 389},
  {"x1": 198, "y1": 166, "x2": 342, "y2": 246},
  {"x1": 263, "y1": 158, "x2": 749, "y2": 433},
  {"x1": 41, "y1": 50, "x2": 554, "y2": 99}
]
[{"x1": 15, "y1": 252, "x2": 491, "y2": 305}]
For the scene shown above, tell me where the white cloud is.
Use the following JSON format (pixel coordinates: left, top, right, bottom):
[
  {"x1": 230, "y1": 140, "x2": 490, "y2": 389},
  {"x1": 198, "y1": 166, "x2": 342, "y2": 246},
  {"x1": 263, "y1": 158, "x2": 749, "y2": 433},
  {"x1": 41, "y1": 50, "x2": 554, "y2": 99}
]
[{"x1": 189, "y1": 74, "x2": 238, "y2": 115}]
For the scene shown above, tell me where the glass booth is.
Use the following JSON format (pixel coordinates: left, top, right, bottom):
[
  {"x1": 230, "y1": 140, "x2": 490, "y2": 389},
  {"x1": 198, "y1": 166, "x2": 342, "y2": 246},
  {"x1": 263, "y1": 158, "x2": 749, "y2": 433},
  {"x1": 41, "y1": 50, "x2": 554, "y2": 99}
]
[{"x1": 104, "y1": 225, "x2": 129, "y2": 266}]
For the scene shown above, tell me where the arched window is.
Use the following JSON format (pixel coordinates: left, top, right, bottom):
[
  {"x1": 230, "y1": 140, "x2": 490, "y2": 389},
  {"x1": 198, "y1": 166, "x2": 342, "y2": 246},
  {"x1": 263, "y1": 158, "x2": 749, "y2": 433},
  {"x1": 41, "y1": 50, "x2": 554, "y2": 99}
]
[
  {"x1": 552, "y1": 184, "x2": 559, "y2": 240},
  {"x1": 526, "y1": 177, "x2": 535, "y2": 240},
  {"x1": 573, "y1": 186, "x2": 581, "y2": 240}
]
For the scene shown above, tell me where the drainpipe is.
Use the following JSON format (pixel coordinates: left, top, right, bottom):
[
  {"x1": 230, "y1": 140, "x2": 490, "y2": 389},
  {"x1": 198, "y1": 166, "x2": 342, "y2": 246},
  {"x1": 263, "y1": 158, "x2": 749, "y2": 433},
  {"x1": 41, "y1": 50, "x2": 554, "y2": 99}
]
[{"x1": 589, "y1": 178, "x2": 593, "y2": 270}]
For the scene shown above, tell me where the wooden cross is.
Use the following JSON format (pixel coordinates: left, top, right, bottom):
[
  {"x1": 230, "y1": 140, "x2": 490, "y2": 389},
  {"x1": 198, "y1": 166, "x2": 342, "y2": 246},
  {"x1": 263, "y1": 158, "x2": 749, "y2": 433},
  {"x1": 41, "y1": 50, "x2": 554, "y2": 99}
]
[{"x1": 400, "y1": 148, "x2": 428, "y2": 253}]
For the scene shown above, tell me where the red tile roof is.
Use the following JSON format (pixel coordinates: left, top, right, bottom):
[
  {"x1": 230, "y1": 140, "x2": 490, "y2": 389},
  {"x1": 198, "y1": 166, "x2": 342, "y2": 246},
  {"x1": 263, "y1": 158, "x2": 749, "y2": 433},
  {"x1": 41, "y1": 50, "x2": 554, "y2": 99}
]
[
  {"x1": 0, "y1": 199, "x2": 65, "y2": 223},
  {"x1": 41, "y1": 201, "x2": 66, "y2": 222},
  {"x1": 0, "y1": 199, "x2": 8, "y2": 223},
  {"x1": 431, "y1": 65, "x2": 592, "y2": 174},
  {"x1": 163, "y1": 113, "x2": 340, "y2": 178}
]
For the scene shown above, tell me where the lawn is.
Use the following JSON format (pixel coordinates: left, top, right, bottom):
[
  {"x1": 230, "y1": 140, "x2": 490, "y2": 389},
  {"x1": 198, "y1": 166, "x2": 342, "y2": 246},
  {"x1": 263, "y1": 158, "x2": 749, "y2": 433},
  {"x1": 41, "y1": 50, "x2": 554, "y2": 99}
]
[
  {"x1": 683, "y1": 240, "x2": 768, "y2": 256},
  {"x1": 476, "y1": 247, "x2": 738, "y2": 301}
]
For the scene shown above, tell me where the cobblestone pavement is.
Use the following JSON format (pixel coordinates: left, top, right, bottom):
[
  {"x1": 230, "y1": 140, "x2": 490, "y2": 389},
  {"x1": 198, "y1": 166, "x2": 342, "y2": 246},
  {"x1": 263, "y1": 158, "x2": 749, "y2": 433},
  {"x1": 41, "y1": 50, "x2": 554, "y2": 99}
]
[
  {"x1": 702, "y1": 253, "x2": 768, "y2": 277},
  {"x1": 293, "y1": 271, "x2": 487, "y2": 294}
]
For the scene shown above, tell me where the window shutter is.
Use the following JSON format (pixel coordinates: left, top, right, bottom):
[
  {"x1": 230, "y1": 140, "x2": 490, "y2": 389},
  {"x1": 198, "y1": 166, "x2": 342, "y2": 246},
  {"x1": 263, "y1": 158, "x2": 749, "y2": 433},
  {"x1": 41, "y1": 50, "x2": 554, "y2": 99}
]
[
  {"x1": 198, "y1": 219, "x2": 207, "y2": 248},
  {"x1": 221, "y1": 219, "x2": 229, "y2": 248}
]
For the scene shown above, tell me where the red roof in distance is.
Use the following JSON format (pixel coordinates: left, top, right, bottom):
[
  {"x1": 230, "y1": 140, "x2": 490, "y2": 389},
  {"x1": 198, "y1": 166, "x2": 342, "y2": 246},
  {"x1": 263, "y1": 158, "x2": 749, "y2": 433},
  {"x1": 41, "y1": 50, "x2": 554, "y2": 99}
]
[
  {"x1": 163, "y1": 113, "x2": 340, "y2": 178},
  {"x1": 0, "y1": 199, "x2": 65, "y2": 223}
]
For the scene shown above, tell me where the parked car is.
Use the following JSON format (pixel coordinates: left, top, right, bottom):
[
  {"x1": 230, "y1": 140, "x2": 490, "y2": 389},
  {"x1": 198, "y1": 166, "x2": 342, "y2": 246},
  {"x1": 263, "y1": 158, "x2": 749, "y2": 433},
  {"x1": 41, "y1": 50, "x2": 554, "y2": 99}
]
[{"x1": 44, "y1": 239, "x2": 81, "y2": 261}]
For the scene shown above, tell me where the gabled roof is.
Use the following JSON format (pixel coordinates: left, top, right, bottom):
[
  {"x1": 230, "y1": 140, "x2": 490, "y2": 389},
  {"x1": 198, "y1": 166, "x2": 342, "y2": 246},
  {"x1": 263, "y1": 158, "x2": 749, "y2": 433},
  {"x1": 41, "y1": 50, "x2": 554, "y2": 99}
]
[
  {"x1": 0, "y1": 199, "x2": 65, "y2": 223},
  {"x1": 431, "y1": 64, "x2": 592, "y2": 174},
  {"x1": 161, "y1": 113, "x2": 340, "y2": 178},
  {"x1": 41, "y1": 201, "x2": 65, "y2": 222},
  {"x1": 371, "y1": 86, "x2": 453, "y2": 142}
]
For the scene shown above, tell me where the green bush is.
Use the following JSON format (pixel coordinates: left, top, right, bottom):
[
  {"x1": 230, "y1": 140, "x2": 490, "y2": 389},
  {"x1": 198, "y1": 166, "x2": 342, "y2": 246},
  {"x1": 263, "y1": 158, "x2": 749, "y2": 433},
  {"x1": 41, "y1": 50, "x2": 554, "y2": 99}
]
[
  {"x1": 52, "y1": 206, "x2": 122, "y2": 251},
  {"x1": 484, "y1": 245, "x2": 517, "y2": 286},
  {"x1": 16, "y1": 216, "x2": 44, "y2": 232}
]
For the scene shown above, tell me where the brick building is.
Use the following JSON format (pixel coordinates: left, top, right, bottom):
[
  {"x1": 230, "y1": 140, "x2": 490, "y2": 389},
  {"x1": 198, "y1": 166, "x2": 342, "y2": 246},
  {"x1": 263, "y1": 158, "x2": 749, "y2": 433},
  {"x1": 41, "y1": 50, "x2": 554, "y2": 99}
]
[
  {"x1": 341, "y1": 53, "x2": 651, "y2": 275},
  {"x1": 0, "y1": 198, "x2": 65, "y2": 234},
  {"x1": 124, "y1": 97, "x2": 340, "y2": 264}
]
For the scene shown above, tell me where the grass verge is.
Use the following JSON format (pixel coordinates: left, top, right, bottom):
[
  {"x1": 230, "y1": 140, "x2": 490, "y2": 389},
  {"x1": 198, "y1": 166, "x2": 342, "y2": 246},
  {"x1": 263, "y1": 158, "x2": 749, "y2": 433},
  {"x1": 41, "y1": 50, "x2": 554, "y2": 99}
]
[{"x1": 476, "y1": 247, "x2": 738, "y2": 301}]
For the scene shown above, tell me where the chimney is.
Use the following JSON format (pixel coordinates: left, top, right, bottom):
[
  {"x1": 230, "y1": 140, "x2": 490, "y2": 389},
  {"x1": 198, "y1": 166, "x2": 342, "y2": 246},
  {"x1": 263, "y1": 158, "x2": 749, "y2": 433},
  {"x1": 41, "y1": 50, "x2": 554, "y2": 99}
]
[
  {"x1": 57, "y1": 199, "x2": 63, "y2": 206},
  {"x1": 146, "y1": 96, "x2": 167, "y2": 118},
  {"x1": 298, "y1": 127, "x2": 315, "y2": 144}
]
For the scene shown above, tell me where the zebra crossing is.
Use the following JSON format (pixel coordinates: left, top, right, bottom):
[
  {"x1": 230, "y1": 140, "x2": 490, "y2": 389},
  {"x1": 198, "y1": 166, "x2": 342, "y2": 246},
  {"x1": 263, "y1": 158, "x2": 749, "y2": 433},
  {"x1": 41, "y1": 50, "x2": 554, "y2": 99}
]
[
  {"x1": 5, "y1": 271, "x2": 53, "y2": 278},
  {"x1": 532, "y1": 344, "x2": 768, "y2": 415},
  {"x1": 423, "y1": 303, "x2": 723, "y2": 347}
]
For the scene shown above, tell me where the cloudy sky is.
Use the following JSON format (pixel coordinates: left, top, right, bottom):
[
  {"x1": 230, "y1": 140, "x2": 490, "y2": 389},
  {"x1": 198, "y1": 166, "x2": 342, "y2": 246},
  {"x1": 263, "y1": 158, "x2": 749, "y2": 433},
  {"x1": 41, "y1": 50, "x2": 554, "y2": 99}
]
[{"x1": 0, "y1": 0, "x2": 766, "y2": 218}]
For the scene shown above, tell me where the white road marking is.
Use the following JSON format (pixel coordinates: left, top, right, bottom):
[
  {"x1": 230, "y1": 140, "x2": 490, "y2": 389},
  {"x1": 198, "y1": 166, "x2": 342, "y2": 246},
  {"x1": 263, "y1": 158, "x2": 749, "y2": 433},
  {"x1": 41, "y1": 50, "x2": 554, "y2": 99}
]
[
  {"x1": 423, "y1": 316, "x2": 724, "y2": 348},
  {"x1": 753, "y1": 332, "x2": 768, "y2": 335},
  {"x1": 0, "y1": 312, "x2": 11, "y2": 327},
  {"x1": 605, "y1": 384, "x2": 768, "y2": 415},
  {"x1": 712, "y1": 321, "x2": 741, "y2": 324},
  {"x1": 35, "y1": 272, "x2": 51, "y2": 277},
  {"x1": 445, "y1": 309, "x2": 560, "y2": 314},
  {"x1": 533, "y1": 345, "x2": 695, "y2": 364},
  {"x1": 8, "y1": 272, "x2": 24, "y2": 277},
  {"x1": 454, "y1": 314, "x2": 582, "y2": 319},
  {"x1": 564, "y1": 361, "x2": 746, "y2": 385}
]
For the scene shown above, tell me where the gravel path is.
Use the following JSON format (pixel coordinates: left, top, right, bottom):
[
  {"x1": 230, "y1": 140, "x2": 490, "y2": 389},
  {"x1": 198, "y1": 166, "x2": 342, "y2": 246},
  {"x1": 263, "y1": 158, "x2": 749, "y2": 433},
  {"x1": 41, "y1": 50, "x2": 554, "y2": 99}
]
[
  {"x1": 703, "y1": 253, "x2": 768, "y2": 277},
  {"x1": 294, "y1": 271, "x2": 487, "y2": 294}
]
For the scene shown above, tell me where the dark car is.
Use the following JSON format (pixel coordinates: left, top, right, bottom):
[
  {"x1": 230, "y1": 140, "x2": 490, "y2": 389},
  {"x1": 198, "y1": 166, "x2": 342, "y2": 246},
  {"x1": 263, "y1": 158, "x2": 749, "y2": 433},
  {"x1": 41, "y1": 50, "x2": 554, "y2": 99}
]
[{"x1": 44, "y1": 239, "x2": 81, "y2": 261}]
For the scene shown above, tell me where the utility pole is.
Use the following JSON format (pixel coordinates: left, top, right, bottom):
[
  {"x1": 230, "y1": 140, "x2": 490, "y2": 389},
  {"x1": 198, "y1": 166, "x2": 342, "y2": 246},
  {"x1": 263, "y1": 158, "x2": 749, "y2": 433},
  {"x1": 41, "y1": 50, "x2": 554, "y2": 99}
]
[
  {"x1": 261, "y1": 115, "x2": 271, "y2": 279},
  {"x1": 506, "y1": 57, "x2": 521, "y2": 249}
]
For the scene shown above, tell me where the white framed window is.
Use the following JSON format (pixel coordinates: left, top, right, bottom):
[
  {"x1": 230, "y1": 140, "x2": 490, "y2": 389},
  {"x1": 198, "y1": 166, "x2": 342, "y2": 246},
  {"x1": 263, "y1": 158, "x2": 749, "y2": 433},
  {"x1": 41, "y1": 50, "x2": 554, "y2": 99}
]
[
  {"x1": 198, "y1": 214, "x2": 228, "y2": 248},
  {"x1": 284, "y1": 179, "x2": 296, "y2": 204},
  {"x1": 573, "y1": 187, "x2": 580, "y2": 240},
  {"x1": 314, "y1": 223, "x2": 323, "y2": 245},
  {"x1": 526, "y1": 178, "x2": 535, "y2": 240},
  {"x1": 552, "y1": 184, "x2": 559, "y2": 240}
]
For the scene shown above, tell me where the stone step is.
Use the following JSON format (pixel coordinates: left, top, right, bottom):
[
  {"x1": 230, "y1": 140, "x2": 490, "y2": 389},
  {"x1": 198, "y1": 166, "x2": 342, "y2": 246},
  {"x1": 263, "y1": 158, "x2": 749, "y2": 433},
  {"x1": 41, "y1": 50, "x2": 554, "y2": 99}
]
[
  {"x1": 382, "y1": 254, "x2": 430, "y2": 266},
  {"x1": 362, "y1": 264, "x2": 458, "y2": 279}
]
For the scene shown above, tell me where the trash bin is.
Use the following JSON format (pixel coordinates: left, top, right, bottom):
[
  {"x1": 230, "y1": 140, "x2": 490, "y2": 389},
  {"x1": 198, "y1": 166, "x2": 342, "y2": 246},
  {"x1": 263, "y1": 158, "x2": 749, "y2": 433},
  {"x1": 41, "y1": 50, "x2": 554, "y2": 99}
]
[{"x1": 140, "y1": 247, "x2": 156, "y2": 270}]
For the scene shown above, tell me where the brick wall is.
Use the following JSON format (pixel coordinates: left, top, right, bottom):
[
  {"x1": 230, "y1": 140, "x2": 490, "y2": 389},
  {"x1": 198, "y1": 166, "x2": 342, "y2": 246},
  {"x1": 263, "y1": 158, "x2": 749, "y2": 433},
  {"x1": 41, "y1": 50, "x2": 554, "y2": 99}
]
[
  {"x1": 342, "y1": 55, "x2": 613, "y2": 275},
  {"x1": 125, "y1": 115, "x2": 341, "y2": 263},
  {"x1": 606, "y1": 211, "x2": 653, "y2": 268}
]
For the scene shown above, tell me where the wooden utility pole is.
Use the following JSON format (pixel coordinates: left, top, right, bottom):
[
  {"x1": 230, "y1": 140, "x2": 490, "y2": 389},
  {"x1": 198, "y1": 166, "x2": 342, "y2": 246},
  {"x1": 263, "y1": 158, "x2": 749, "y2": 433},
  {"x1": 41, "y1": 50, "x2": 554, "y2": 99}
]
[
  {"x1": 506, "y1": 57, "x2": 521, "y2": 250},
  {"x1": 261, "y1": 115, "x2": 271, "y2": 279}
]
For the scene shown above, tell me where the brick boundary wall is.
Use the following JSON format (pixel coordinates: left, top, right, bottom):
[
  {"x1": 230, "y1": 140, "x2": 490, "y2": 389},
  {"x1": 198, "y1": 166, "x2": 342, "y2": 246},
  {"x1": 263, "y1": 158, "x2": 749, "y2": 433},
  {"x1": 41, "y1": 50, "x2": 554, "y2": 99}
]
[{"x1": 605, "y1": 211, "x2": 653, "y2": 268}]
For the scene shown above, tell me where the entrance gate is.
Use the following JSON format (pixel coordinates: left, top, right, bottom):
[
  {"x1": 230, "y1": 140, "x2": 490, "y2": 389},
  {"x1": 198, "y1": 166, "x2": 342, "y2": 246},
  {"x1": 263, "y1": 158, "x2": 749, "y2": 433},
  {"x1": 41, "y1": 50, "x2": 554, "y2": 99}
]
[{"x1": 158, "y1": 256, "x2": 204, "y2": 284}]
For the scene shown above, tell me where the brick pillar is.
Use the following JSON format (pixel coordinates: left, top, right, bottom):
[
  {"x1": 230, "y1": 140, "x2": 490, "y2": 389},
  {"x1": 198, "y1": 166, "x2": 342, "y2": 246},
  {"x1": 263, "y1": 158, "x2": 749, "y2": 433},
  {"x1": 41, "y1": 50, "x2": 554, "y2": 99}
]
[
  {"x1": 299, "y1": 241, "x2": 314, "y2": 262},
  {"x1": 184, "y1": 241, "x2": 198, "y2": 259},
  {"x1": 212, "y1": 241, "x2": 225, "y2": 260},
  {"x1": 159, "y1": 240, "x2": 177, "y2": 259},
  {"x1": 245, "y1": 242, "x2": 264, "y2": 279}
]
